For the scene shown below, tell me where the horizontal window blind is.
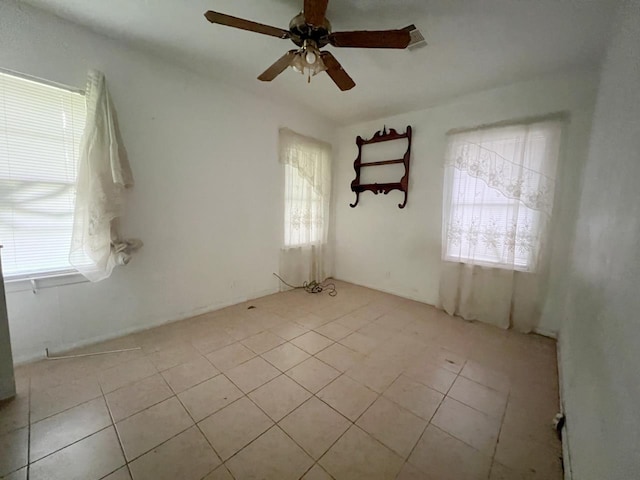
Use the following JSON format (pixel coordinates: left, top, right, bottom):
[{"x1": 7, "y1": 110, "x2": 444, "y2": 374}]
[
  {"x1": 0, "y1": 71, "x2": 86, "y2": 279},
  {"x1": 443, "y1": 121, "x2": 562, "y2": 272}
]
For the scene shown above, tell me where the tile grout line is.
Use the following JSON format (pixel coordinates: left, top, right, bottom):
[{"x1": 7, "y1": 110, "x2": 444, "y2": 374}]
[
  {"x1": 14, "y1": 289, "x2": 560, "y2": 479},
  {"x1": 26, "y1": 375, "x2": 32, "y2": 480},
  {"x1": 98, "y1": 382, "x2": 133, "y2": 480},
  {"x1": 395, "y1": 357, "x2": 466, "y2": 478},
  {"x1": 159, "y1": 373, "x2": 227, "y2": 480},
  {"x1": 487, "y1": 389, "x2": 512, "y2": 478}
]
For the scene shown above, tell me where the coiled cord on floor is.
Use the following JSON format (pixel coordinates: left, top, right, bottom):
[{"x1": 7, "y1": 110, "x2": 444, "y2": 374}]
[{"x1": 272, "y1": 273, "x2": 338, "y2": 297}]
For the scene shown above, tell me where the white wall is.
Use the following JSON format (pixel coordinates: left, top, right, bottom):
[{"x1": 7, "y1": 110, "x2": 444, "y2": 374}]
[
  {"x1": 559, "y1": 1, "x2": 640, "y2": 478},
  {"x1": 0, "y1": 1, "x2": 336, "y2": 363},
  {"x1": 0, "y1": 258, "x2": 16, "y2": 400},
  {"x1": 333, "y1": 69, "x2": 598, "y2": 335}
]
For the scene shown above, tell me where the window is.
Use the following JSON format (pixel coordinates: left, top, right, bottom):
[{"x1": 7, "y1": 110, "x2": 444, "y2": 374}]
[
  {"x1": 280, "y1": 129, "x2": 331, "y2": 248},
  {"x1": 442, "y1": 121, "x2": 562, "y2": 272},
  {"x1": 0, "y1": 71, "x2": 86, "y2": 279}
]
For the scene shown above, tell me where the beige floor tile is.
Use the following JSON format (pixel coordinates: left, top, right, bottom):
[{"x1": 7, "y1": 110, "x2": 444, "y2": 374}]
[
  {"x1": 102, "y1": 467, "x2": 132, "y2": 480},
  {"x1": 339, "y1": 332, "x2": 379, "y2": 355},
  {"x1": 205, "y1": 343, "x2": 256, "y2": 371},
  {"x1": 346, "y1": 361, "x2": 403, "y2": 393},
  {"x1": 336, "y1": 311, "x2": 377, "y2": 330},
  {"x1": 315, "y1": 343, "x2": 365, "y2": 372},
  {"x1": 356, "y1": 396, "x2": 427, "y2": 458},
  {"x1": 431, "y1": 398, "x2": 500, "y2": 454},
  {"x1": 0, "y1": 427, "x2": 28, "y2": 476},
  {"x1": 225, "y1": 357, "x2": 280, "y2": 393},
  {"x1": 374, "y1": 311, "x2": 415, "y2": 332},
  {"x1": 494, "y1": 429, "x2": 563, "y2": 479},
  {"x1": 249, "y1": 375, "x2": 311, "y2": 421},
  {"x1": 98, "y1": 357, "x2": 157, "y2": 393},
  {"x1": 489, "y1": 461, "x2": 534, "y2": 480},
  {"x1": 408, "y1": 425, "x2": 492, "y2": 480},
  {"x1": 287, "y1": 357, "x2": 341, "y2": 393},
  {"x1": 226, "y1": 426, "x2": 314, "y2": 480},
  {"x1": 128, "y1": 426, "x2": 220, "y2": 480},
  {"x1": 279, "y1": 397, "x2": 350, "y2": 460},
  {"x1": 291, "y1": 331, "x2": 334, "y2": 355},
  {"x1": 302, "y1": 464, "x2": 333, "y2": 480},
  {"x1": 241, "y1": 331, "x2": 286, "y2": 354},
  {"x1": 191, "y1": 331, "x2": 235, "y2": 356},
  {"x1": 30, "y1": 375, "x2": 102, "y2": 422},
  {"x1": 116, "y1": 397, "x2": 193, "y2": 460},
  {"x1": 314, "y1": 321, "x2": 353, "y2": 341},
  {"x1": 0, "y1": 393, "x2": 29, "y2": 436},
  {"x1": 13, "y1": 285, "x2": 560, "y2": 480},
  {"x1": 448, "y1": 376, "x2": 508, "y2": 419},
  {"x1": 431, "y1": 348, "x2": 466, "y2": 374},
  {"x1": 29, "y1": 427, "x2": 125, "y2": 480},
  {"x1": 199, "y1": 397, "x2": 273, "y2": 460},
  {"x1": 317, "y1": 375, "x2": 377, "y2": 421},
  {"x1": 460, "y1": 361, "x2": 511, "y2": 394},
  {"x1": 396, "y1": 462, "x2": 430, "y2": 479},
  {"x1": 403, "y1": 361, "x2": 458, "y2": 394},
  {"x1": 161, "y1": 356, "x2": 219, "y2": 393},
  {"x1": 202, "y1": 465, "x2": 234, "y2": 480},
  {"x1": 30, "y1": 397, "x2": 112, "y2": 461},
  {"x1": 270, "y1": 321, "x2": 309, "y2": 341},
  {"x1": 261, "y1": 342, "x2": 310, "y2": 371},
  {"x1": 500, "y1": 401, "x2": 560, "y2": 449},
  {"x1": 295, "y1": 313, "x2": 331, "y2": 329},
  {"x1": 178, "y1": 375, "x2": 243, "y2": 421},
  {"x1": 358, "y1": 323, "x2": 396, "y2": 342},
  {"x1": 29, "y1": 358, "x2": 99, "y2": 392},
  {"x1": 319, "y1": 425, "x2": 404, "y2": 480},
  {"x1": 2, "y1": 467, "x2": 27, "y2": 480},
  {"x1": 383, "y1": 375, "x2": 444, "y2": 421},
  {"x1": 148, "y1": 343, "x2": 202, "y2": 371},
  {"x1": 106, "y1": 374, "x2": 173, "y2": 422}
]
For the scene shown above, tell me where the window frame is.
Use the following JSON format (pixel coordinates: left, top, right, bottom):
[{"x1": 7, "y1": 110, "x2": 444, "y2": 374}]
[
  {"x1": 442, "y1": 120, "x2": 562, "y2": 273},
  {"x1": 0, "y1": 69, "x2": 86, "y2": 282}
]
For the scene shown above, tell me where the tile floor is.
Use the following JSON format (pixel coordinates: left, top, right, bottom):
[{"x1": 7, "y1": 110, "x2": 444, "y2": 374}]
[{"x1": 0, "y1": 281, "x2": 563, "y2": 480}]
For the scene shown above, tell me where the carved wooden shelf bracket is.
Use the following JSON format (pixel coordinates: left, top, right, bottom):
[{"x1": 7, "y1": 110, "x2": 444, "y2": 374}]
[{"x1": 350, "y1": 125, "x2": 413, "y2": 209}]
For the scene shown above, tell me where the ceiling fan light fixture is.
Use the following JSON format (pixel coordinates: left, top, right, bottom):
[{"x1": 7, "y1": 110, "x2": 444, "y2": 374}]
[{"x1": 290, "y1": 40, "x2": 326, "y2": 82}]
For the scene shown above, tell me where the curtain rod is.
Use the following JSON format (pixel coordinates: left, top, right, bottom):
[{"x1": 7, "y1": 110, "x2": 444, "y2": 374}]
[
  {"x1": 0, "y1": 67, "x2": 85, "y2": 95},
  {"x1": 446, "y1": 111, "x2": 569, "y2": 136}
]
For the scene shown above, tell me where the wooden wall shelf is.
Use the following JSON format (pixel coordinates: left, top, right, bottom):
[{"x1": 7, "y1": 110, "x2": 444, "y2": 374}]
[{"x1": 350, "y1": 125, "x2": 413, "y2": 209}]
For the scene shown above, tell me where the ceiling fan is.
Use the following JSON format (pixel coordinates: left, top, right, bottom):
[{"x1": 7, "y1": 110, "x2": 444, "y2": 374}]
[{"x1": 204, "y1": 0, "x2": 413, "y2": 91}]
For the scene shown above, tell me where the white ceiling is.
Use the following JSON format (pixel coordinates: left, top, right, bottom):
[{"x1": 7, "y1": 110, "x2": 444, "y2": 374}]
[{"x1": 23, "y1": 0, "x2": 617, "y2": 124}]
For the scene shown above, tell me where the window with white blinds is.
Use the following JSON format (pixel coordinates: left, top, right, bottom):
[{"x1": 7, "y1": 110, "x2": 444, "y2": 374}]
[
  {"x1": 0, "y1": 71, "x2": 86, "y2": 280},
  {"x1": 442, "y1": 121, "x2": 562, "y2": 272}
]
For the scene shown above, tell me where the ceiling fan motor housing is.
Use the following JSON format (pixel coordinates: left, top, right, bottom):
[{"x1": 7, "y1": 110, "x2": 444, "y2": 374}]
[{"x1": 289, "y1": 12, "x2": 332, "y2": 47}]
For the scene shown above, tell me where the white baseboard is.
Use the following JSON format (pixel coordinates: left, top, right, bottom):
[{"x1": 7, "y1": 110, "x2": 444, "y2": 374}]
[
  {"x1": 14, "y1": 286, "x2": 279, "y2": 365},
  {"x1": 534, "y1": 327, "x2": 559, "y2": 339}
]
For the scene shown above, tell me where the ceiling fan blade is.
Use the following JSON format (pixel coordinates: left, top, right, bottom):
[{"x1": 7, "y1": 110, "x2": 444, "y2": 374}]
[
  {"x1": 320, "y1": 52, "x2": 355, "y2": 91},
  {"x1": 258, "y1": 51, "x2": 298, "y2": 82},
  {"x1": 304, "y1": 0, "x2": 329, "y2": 26},
  {"x1": 329, "y1": 28, "x2": 411, "y2": 49},
  {"x1": 204, "y1": 11, "x2": 290, "y2": 39}
]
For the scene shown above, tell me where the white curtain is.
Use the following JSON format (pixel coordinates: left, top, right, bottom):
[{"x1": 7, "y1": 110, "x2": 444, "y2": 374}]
[
  {"x1": 279, "y1": 128, "x2": 332, "y2": 287},
  {"x1": 69, "y1": 70, "x2": 141, "y2": 282},
  {"x1": 439, "y1": 120, "x2": 563, "y2": 331}
]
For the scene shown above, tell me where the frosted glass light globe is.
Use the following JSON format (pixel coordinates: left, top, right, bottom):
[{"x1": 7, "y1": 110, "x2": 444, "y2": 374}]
[{"x1": 305, "y1": 51, "x2": 317, "y2": 65}]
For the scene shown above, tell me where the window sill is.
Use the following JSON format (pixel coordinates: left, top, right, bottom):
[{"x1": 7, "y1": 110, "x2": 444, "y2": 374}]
[
  {"x1": 283, "y1": 242, "x2": 326, "y2": 249},
  {"x1": 443, "y1": 257, "x2": 534, "y2": 273},
  {"x1": 4, "y1": 271, "x2": 89, "y2": 294}
]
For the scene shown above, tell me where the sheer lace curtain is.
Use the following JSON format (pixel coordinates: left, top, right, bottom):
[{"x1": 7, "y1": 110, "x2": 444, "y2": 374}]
[
  {"x1": 439, "y1": 119, "x2": 563, "y2": 331},
  {"x1": 279, "y1": 128, "x2": 332, "y2": 288},
  {"x1": 69, "y1": 70, "x2": 141, "y2": 282}
]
